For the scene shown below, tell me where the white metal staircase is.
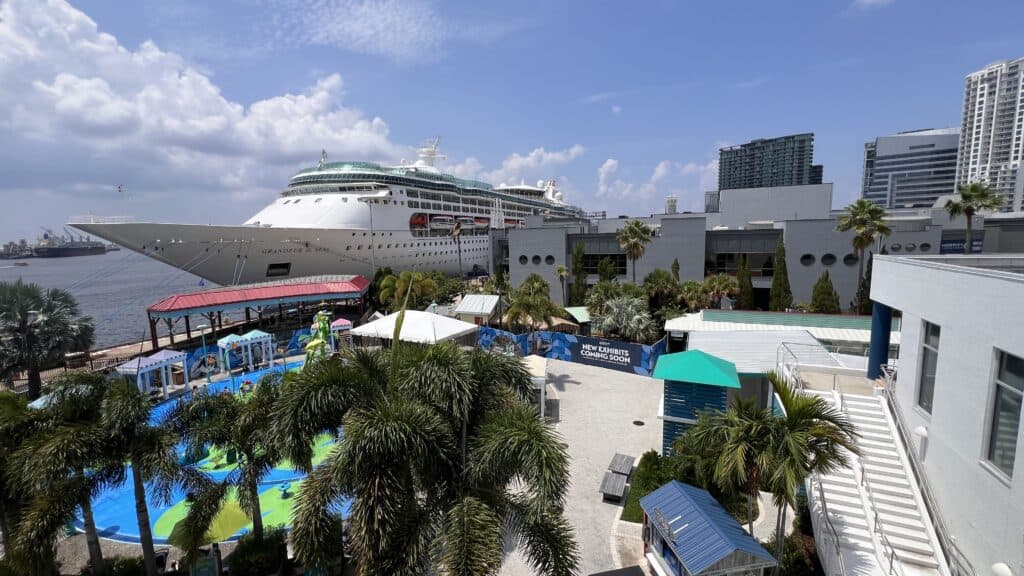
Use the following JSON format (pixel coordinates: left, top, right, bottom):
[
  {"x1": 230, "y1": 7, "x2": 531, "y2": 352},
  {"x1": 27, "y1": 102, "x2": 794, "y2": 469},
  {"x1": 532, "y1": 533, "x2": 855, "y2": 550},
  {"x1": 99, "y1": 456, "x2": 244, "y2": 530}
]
[{"x1": 802, "y1": 388, "x2": 948, "y2": 576}]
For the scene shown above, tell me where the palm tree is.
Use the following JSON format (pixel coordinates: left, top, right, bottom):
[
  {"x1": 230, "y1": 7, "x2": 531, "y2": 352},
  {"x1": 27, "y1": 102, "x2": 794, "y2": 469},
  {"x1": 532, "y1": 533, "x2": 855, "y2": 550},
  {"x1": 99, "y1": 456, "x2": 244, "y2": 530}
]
[
  {"x1": 102, "y1": 379, "x2": 197, "y2": 576},
  {"x1": 555, "y1": 264, "x2": 569, "y2": 305},
  {"x1": 378, "y1": 271, "x2": 437, "y2": 312},
  {"x1": 169, "y1": 371, "x2": 283, "y2": 549},
  {"x1": 702, "y1": 274, "x2": 737, "y2": 309},
  {"x1": 0, "y1": 390, "x2": 60, "y2": 573},
  {"x1": 680, "y1": 280, "x2": 709, "y2": 312},
  {"x1": 9, "y1": 373, "x2": 114, "y2": 573},
  {"x1": 617, "y1": 220, "x2": 653, "y2": 283},
  {"x1": 506, "y1": 274, "x2": 562, "y2": 340},
  {"x1": 273, "y1": 345, "x2": 579, "y2": 575},
  {"x1": 945, "y1": 182, "x2": 1005, "y2": 254},
  {"x1": 0, "y1": 280, "x2": 94, "y2": 400},
  {"x1": 766, "y1": 372, "x2": 859, "y2": 564},
  {"x1": 585, "y1": 281, "x2": 620, "y2": 318},
  {"x1": 642, "y1": 268, "x2": 680, "y2": 316},
  {"x1": 835, "y1": 199, "x2": 892, "y2": 281},
  {"x1": 684, "y1": 398, "x2": 775, "y2": 534},
  {"x1": 594, "y1": 296, "x2": 653, "y2": 343}
]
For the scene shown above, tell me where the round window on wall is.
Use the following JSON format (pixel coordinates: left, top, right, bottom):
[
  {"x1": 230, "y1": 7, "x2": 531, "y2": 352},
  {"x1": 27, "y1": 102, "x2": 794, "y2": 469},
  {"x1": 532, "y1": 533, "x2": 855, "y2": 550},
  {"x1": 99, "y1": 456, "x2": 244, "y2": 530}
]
[
  {"x1": 905, "y1": 243, "x2": 917, "y2": 252},
  {"x1": 821, "y1": 253, "x2": 837, "y2": 266},
  {"x1": 545, "y1": 255, "x2": 555, "y2": 265},
  {"x1": 532, "y1": 255, "x2": 541, "y2": 265},
  {"x1": 800, "y1": 254, "x2": 815, "y2": 266},
  {"x1": 890, "y1": 243, "x2": 902, "y2": 252},
  {"x1": 843, "y1": 254, "x2": 858, "y2": 266},
  {"x1": 519, "y1": 255, "x2": 528, "y2": 265},
  {"x1": 920, "y1": 242, "x2": 932, "y2": 252}
]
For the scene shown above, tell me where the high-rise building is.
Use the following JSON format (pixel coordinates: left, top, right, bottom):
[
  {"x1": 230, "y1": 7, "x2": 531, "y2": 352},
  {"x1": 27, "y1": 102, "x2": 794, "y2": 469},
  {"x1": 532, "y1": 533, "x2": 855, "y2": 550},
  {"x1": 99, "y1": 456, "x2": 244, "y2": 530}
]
[
  {"x1": 956, "y1": 57, "x2": 1024, "y2": 211},
  {"x1": 718, "y1": 133, "x2": 821, "y2": 190},
  {"x1": 861, "y1": 128, "x2": 960, "y2": 208},
  {"x1": 665, "y1": 195, "x2": 678, "y2": 214}
]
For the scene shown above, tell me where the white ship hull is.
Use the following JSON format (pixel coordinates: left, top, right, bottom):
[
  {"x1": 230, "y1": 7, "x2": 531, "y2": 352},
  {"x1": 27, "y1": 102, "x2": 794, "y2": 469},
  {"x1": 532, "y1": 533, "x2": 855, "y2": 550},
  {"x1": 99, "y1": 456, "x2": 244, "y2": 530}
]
[
  {"x1": 70, "y1": 222, "x2": 491, "y2": 286},
  {"x1": 70, "y1": 143, "x2": 580, "y2": 286}
]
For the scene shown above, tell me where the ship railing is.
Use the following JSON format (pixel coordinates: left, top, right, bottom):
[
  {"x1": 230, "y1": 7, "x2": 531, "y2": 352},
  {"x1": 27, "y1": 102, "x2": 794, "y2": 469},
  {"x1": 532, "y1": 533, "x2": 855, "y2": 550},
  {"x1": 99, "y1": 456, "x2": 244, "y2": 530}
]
[{"x1": 68, "y1": 215, "x2": 143, "y2": 225}]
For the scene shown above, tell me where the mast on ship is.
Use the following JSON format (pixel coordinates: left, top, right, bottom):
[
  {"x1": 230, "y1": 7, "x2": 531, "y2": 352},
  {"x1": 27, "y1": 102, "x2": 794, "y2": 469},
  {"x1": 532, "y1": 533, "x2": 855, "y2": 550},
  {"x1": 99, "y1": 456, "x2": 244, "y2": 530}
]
[{"x1": 416, "y1": 138, "x2": 447, "y2": 167}]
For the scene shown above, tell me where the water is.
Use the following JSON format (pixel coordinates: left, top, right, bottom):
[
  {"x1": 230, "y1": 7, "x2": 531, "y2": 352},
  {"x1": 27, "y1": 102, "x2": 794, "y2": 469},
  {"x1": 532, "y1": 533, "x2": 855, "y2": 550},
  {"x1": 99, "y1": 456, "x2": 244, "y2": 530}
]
[{"x1": 0, "y1": 251, "x2": 212, "y2": 349}]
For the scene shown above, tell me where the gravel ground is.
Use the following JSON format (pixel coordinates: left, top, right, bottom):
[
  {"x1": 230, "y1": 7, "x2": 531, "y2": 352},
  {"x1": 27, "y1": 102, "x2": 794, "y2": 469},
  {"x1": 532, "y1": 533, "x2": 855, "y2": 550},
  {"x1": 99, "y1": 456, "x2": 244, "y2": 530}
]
[
  {"x1": 56, "y1": 534, "x2": 238, "y2": 575},
  {"x1": 500, "y1": 359, "x2": 663, "y2": 576}
]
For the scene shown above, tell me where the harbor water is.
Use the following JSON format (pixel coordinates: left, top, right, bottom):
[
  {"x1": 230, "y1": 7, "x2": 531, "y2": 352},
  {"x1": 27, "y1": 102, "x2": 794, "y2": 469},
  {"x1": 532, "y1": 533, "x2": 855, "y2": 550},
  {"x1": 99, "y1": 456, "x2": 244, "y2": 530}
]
[{"x1": 0, "y1": 250, "x2": 213, "y2": 349}]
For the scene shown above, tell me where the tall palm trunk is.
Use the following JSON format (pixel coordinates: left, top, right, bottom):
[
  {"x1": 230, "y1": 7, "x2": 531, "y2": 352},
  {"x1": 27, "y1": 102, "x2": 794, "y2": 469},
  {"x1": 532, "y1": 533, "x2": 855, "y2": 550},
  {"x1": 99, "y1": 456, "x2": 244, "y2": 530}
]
[
  {"x1": 247, "y1": 471, "x2": 264, "y2": 541},
  {"x1": 131, "y1": 465, "x2": 159, "y2": 576},
  {"x1": 78, "y1": 470, "x2": 105, "y2": 572},
  {"x1": 631, "y1": 259, "x2": 637, "y2": 284},
  {"x1": 773, "y1": 502, "x2": 789, "y2": 575},
  {"x1": 746, "y1": 493, "x2": 754, "y2": 535},
  {"x1": 560, "y1": 280, "x2": 566, "y2": 306},
  {"x1": 857, "y1": 247, "x2": 865, "y2": 282},
  {"x1": 964, "y1": 211, "x2": 974, "y2": 254},
  {"x1": 27, "y1": 367, "x2": 43, "y2": 401}
]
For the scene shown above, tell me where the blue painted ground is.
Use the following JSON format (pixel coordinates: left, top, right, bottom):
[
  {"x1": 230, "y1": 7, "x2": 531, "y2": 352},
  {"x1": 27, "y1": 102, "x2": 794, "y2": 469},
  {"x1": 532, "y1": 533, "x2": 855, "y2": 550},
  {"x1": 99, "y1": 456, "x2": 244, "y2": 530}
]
[{"x1": 80, "y1": 360, "x2": 354, "y2": 544}]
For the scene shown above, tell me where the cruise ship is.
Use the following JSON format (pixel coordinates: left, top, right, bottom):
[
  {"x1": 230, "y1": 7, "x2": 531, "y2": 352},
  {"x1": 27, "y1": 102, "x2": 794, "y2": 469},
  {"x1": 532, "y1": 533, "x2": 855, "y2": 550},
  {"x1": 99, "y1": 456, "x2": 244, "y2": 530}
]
[{"x1": 70, "y1": 141, "x2": 583, "y2": 286}]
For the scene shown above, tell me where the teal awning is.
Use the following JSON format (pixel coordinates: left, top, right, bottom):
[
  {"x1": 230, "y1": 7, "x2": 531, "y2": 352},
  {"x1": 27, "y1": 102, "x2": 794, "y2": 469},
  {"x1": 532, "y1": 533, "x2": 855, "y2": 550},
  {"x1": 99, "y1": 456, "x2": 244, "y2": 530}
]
[
  {"x1": 653, "y1": 350, "x2": 740, "y2": 388},
  {"x1": 564, "y1": 306, "x2": 590, "y2": 324}
]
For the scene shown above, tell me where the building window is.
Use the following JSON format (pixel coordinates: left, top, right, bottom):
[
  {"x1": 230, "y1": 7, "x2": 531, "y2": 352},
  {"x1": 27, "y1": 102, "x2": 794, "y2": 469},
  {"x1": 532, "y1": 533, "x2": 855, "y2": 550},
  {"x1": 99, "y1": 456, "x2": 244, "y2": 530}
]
[
  {"x1": 545, "y1": 255, "x2": 555, "y2": 265},
  {"x1": 519, "y1": 255, "x2": 528, "y2": 265},
  {"x1": 821, "y1": 253, "x2": 837, "y2": 266},
  {"x1": 920, "y1": 242, "x2": 932, "y2": 252},
  {"x1": 917, "y1": 321, "x2": 940, "y2": 414},
  {"x1": 988, "y1": 350, "x2": 1023, "y2": 478},
  {"x1": 843, "y1": 254, "x2": 858, "y2": 266},
  {"x1": 800, "y1": 254, "x2": 815, "y2": 266},
  {"x1": 532, "y1": 255, "x2": 541, "y2": 265}
]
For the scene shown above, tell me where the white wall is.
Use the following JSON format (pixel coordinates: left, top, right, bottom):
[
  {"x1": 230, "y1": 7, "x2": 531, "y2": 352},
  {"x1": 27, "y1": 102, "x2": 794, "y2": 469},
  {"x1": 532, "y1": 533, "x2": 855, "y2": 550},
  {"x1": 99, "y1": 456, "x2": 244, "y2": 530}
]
[
  {"x1": 872, "y1": 255, "x2": 1024, "y2": 575},
  {"x1": 715, "y1": 183, "x2": 833, "y2": 228}
]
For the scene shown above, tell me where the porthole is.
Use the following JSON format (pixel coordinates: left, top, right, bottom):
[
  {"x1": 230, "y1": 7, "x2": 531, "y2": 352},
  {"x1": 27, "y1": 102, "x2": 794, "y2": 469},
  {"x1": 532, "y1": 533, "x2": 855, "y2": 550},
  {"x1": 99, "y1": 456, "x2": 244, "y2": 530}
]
[
  {"x1": 532, "y1": 255, "x2": 542, "y2": 265},
  {"x1": 821, "y1": 253, "x2": 837, "y2": 266},
  {"x1": 920, "y1": 242, "x2": 932, "y2": 252},
  {"x1": 800, "y1": 254, "x2": 815, "y2": 266},
  {"x1": 519, "y1": 255, "x2": 528, "y2": 265},
  {"x1": 890, "y1": 243, "x2": 902, "y2": 252},
  {"x1": 843, "y1": 254, "x2": 858, "y2": 266},
  {"x1": 905, "y1": 243, "x2": 917, "y2": 252},
  {"x1": 545, "y1": 255, "x2": 555, "y2": 265}
]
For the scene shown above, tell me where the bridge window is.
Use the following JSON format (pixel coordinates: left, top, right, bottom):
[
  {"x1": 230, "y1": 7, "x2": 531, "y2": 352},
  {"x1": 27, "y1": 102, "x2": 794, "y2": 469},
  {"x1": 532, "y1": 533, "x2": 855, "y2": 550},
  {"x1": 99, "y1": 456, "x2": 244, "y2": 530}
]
[{"x1": 265, "y1": 262, "x2": 291, "y2": 277}]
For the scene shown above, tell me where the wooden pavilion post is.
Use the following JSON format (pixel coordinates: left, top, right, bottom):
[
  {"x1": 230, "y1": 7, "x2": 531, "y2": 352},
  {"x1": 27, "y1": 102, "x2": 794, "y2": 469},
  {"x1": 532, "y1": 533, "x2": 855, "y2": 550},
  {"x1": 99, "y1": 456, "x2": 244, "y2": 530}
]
[
  {"x1": 164, "y1": 318, "x2": 175, "y2": 346},
  {"x1": 185, "y1": 315, "x2": 192, "y2": 341},
  {"x1": 148, "y1": 314, "x2": 159, "y2": 351}
]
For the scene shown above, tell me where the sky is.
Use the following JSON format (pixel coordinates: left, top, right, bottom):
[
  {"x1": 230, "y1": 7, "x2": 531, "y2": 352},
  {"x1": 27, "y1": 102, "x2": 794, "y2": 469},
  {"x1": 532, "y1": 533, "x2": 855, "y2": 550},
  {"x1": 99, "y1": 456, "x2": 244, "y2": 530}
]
[{"x1": 1, "y1": 0, "x2": 1022, "y2": 240}]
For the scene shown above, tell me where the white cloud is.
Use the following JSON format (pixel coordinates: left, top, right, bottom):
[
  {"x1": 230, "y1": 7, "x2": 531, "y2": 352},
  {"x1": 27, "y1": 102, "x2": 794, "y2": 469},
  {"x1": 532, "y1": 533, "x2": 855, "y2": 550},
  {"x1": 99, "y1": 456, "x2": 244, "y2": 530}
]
[
  {"x1": 0, "y1": 0, "x2": 406, "y2": 236},
  {"x1": 267, "y1": 0, "x2": 527, "y2": 62},
  {"x1": 611, "y1": 105, "x2": 622, "y2": 114},
  {"x1": 580, "y1": 91, "x2": 622, "y2": 104},
  {"x1": 453, "y1": 145, "x2": 586, "y2": 187},
  {"x1": 594, "y1": 156, "x2": 719, "y2": 212}
]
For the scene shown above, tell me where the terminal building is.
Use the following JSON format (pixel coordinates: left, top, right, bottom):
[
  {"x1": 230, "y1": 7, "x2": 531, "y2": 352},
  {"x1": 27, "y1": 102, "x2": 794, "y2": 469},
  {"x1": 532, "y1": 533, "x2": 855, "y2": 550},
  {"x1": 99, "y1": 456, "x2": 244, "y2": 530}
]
[
  {"x1": 499, "y1": 182, "x2": 1024, "y2": 308},
  {"x1": 862, "y1": 128, "x2": 960, "y2": 209}
]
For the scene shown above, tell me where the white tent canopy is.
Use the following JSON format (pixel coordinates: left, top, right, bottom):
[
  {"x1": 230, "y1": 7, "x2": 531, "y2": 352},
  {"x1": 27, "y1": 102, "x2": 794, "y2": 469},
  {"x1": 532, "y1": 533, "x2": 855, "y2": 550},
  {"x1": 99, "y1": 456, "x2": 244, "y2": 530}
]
[
  {"x1": 218, "y1": 330, "x2": 273, "y2": 373},
  {"x1": 351, "y1": 310, "x2": 479, "y2": 344},
  {"x1": 115, "y1": 349, "x2": 189, "y2": 399},
  {"x1": 522, "y1": 354, "x2": 549, "y2": 418}
]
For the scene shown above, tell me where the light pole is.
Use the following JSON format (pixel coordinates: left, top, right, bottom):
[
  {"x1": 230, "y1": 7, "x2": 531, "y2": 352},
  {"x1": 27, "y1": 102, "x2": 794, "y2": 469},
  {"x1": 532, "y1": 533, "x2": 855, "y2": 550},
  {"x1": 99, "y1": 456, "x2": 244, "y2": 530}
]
[{"x1": 197, "y1": 323, "x2": 212, "y2": 384}]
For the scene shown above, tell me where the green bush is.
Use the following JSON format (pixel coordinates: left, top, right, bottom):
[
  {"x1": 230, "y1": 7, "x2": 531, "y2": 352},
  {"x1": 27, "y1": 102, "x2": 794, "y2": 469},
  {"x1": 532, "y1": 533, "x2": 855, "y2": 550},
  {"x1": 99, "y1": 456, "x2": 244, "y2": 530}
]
[
  {"x1": 622, "y1": 450, "x2": 672, "y2": 523},
  {"x1": 763, "y1": 533, "x2": 818, "y2": 576},
  {"x1": 794, "y1": 493, "x2": 813, "y2": 536},
  {"x1": 226, "y1": 526, "x2": 288, "y2": 576},
  {"x1": 81, "y1": 556, "x2": 146, "y2": 576}
]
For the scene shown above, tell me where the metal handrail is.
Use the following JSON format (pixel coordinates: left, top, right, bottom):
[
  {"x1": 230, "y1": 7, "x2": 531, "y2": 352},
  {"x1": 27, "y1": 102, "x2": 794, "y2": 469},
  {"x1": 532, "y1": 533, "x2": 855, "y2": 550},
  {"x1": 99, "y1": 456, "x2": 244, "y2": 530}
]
[
  {"x1": 811, "y1": 473, "x2": 849, "y2": 576},
  {"x1": 878, "y1": 365, "x2": 976, "y2": 576}
]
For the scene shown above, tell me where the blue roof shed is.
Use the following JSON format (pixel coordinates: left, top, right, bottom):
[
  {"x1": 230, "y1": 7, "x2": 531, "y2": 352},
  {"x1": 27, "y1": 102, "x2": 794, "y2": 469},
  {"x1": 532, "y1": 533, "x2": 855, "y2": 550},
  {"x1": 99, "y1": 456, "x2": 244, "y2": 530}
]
[{"x1": 639, "y1": 481, "x2": 776, "y2": 576}]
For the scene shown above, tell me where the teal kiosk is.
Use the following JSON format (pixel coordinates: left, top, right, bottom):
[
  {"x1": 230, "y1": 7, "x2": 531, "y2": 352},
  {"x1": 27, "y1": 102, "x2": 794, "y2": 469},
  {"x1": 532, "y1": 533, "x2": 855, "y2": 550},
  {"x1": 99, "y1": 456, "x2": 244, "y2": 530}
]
[{"x1": 653, "y1": 350, "x2": 740, "y2": 454}]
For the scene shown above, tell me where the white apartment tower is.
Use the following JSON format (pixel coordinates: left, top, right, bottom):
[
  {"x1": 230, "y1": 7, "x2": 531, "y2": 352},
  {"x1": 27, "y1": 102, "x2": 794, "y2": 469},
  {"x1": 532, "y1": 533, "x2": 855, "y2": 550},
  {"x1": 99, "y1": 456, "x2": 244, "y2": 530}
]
[
  {"x1": 956, "y1": 57, "x2": 1024, "y2": 211},
  {"x1": 665, "y1": 195, "x2": 678, "y2": 214}
]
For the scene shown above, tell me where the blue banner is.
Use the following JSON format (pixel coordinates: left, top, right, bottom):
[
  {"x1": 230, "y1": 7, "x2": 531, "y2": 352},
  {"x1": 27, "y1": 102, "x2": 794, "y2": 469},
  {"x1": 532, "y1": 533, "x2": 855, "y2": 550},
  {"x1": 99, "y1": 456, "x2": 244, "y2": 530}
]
[
  {"x1": 940, "y1": 239, "x2": 983, "y2": 254},
  {"x1": 478, "y1": 326, "x2": 530, "y2": 356},
  {"x1": 477, "y1": 328, "x2": 665, "y2": 377}
]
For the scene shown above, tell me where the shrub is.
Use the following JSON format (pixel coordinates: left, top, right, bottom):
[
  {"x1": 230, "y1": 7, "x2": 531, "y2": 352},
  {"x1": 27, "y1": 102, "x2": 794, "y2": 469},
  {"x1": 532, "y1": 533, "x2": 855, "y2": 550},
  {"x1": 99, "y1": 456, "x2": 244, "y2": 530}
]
[
  {"x1": 226, "y1": 526, "x2": 288, "y2": 576},
  {"x1": 82, "y1": 556, "x2": 146, "y2": 576},
  {"x1": 763, "y1": 533, "x2": 818, "y2": 576}
]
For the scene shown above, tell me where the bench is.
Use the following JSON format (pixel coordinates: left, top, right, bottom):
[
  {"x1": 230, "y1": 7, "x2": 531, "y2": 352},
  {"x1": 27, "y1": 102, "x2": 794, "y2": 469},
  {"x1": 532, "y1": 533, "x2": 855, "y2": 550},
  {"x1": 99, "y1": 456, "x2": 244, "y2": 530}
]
[
  {"x1": 600, "y1": 471, "x2": 627, "y2": 501},
  {"x1": 608, "y1": 453, "x2": 635, "y2": 477}
]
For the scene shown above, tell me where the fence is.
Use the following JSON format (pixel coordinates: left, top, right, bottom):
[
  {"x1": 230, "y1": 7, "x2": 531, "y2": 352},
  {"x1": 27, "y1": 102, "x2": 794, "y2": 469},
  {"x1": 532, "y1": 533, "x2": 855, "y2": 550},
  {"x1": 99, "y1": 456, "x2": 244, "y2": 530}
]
[{"x1": 478, "y1": 327, "x2": 666, "y2": 377}]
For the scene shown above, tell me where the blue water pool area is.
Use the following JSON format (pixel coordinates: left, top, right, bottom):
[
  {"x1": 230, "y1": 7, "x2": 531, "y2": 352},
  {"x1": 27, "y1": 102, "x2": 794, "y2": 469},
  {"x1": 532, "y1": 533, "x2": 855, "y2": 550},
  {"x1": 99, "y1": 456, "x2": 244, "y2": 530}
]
[{"x1": 80, "y1": 359, "x2": 354, "y2": 544}]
